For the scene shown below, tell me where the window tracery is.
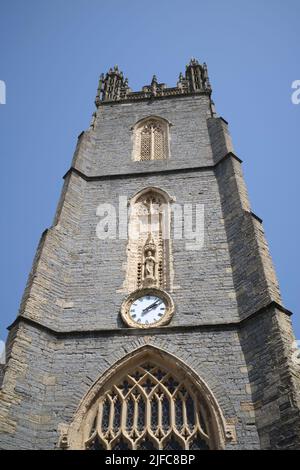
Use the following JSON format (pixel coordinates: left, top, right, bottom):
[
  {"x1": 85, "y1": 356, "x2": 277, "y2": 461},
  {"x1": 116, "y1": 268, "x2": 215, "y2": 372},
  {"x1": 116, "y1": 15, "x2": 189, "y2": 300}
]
[
  {"x1": 85, "y1": 362, "x2": 213, "y2": 450},
  {"x1": 133, "y1": 117, "x2": 169, "y2": 161},
  {"x1": 63, "y1": 346, "x2": 233, "y2": 450}
]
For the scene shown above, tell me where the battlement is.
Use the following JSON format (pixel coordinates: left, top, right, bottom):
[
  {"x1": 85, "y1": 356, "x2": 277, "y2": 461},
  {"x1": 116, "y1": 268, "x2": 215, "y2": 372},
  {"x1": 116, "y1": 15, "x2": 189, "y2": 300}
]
[{"x1": 95, "y1": 58, "x2": 211, "y2": 106}]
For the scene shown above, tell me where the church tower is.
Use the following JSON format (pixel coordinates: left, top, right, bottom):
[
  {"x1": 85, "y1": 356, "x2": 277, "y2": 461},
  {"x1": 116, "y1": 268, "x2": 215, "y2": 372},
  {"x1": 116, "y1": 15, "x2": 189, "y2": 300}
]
[{"x1": 1, "y1": 60, "x2": 300, "y2": 450}]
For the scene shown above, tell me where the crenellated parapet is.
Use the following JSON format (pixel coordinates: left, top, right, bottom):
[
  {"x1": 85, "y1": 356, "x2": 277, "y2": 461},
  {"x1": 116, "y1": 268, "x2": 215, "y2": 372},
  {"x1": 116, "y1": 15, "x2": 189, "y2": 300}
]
[{"x1": 95, "y1": 59, "x2": 211, "y2": 106}]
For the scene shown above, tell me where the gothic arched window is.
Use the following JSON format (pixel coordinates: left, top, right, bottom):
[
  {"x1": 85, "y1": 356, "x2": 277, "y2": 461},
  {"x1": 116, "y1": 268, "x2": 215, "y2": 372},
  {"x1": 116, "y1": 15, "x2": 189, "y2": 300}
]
[
  {"x1": 133, "y1": 117, "x2": 170, "y2": 161},
  {"x1": 85, "y1": 362, "x2": 212, "y2": 450},
  {"x1": 64, "y1": 347, "x2": 228, "y2": 450}
]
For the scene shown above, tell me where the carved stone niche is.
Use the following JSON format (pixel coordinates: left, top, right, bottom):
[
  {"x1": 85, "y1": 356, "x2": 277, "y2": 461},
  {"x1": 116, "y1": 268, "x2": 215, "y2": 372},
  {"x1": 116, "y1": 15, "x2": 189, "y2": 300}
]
[{"x1": 122, "y1": 187, "x2": 175, "y2": 294}]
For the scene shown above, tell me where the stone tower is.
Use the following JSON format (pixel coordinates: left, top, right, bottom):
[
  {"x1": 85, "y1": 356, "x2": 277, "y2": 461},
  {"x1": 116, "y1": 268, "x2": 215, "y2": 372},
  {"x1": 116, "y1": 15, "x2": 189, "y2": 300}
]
[{"x1": 0, "y1": 60, "x2": 300, "y2": 450}]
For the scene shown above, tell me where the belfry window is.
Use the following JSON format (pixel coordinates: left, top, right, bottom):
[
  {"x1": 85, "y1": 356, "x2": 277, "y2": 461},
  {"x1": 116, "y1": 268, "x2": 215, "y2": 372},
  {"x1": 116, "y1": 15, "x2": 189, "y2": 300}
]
[
  {"x1": 133, "y1": 117, "x2": 169, "y2": 161},
  {"x1": 85, "y1": 362, "x2": 212, "y2": 450}
]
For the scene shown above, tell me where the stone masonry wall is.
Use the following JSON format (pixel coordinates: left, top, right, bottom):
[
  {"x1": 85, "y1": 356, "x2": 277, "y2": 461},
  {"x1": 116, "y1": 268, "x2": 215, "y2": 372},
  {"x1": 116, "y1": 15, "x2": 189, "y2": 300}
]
[
  {"x1": 73, "y1": 95, "x2": 214, "y2": 177},
  {"x1": 210, "y1": 118, "x2": 282, "y2": 320},
  {"x1": 239, "y1": 306, "x2": 300, "y2": 449}
]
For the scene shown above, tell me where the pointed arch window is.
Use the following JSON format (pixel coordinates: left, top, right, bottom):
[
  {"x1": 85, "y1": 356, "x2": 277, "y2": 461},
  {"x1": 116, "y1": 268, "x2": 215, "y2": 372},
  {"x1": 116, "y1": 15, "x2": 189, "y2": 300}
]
[
  {"x1": 84, "y1": 362, "x2": 212, "y2": 450},
  {"x1": 133, "y1": 117, "x2": 170, "y2": 161},
  {"x1": 64, "y1": 347, "x2": 229, "y2": 450}
]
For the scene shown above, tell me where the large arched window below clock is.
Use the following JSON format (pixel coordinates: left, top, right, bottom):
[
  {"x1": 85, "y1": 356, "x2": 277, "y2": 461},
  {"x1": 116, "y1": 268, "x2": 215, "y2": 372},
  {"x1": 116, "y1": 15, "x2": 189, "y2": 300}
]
[{"x1": 64, "y1": 346, "x2": 228, "y2": 450}]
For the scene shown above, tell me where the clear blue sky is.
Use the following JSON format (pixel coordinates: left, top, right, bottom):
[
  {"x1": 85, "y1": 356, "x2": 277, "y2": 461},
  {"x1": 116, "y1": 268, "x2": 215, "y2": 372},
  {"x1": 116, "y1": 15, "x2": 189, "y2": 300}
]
[{"x1": 0, "y1": 0, "x2": 299, "y2": 342}]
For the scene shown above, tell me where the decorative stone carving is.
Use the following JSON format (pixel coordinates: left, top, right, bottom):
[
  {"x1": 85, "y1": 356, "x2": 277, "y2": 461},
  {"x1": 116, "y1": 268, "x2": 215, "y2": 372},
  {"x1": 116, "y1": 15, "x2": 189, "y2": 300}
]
[
  {"x1": 122, "y1": 188, "x2": 174, "y2": 294},
  {"x1": 57, "y1": 423, "x2": 70, "y2": 449},
  {"x1": 95, "y1": 65, "x2": 130, "y2": 105},
  {"x1": 224, "y1": 423, "x2": 237, "y2": 444},
  {"x1": 95, "y1": 59, "x2": 211, "y2": 105},
  {"x1": 143, "y1": 236, "x2": 157, "y2": 286}
]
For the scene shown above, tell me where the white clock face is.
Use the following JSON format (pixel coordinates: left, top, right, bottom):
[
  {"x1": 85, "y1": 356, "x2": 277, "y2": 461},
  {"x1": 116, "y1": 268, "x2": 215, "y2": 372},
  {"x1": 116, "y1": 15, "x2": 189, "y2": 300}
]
[{"x1": 129, "y1": 294, "x2": 167, "y2": 326}]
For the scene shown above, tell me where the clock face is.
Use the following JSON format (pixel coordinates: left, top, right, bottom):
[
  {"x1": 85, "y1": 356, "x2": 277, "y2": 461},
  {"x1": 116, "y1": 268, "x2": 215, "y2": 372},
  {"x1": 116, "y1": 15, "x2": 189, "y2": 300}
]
[
  {"x1": 129, "y1": 294, "x2": 167, "y2": 326},
  {"x1": 121, "y1": 288, "x2": 174, "y2": 329}
]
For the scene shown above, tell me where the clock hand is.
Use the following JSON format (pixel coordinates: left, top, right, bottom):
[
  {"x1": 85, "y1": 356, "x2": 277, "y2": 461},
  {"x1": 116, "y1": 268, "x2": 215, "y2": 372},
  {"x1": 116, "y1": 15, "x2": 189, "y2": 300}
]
[
  {"x1": 142, "y1": 299, "x2": 162, "y2": 315},
  {"x1": 143, "y1": 300, "x2": 161, "y2": 313}
]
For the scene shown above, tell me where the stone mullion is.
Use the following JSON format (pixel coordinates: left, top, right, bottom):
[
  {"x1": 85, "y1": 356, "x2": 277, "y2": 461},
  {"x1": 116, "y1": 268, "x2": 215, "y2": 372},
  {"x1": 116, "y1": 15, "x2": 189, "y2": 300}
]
[
  {"x1": 164, "y1": 125, "x2": 168, "y2": 160},
  {"x1": 156, "y1": 392, "x2": 165, "y2": 443},
  {"x1": 150, "y1": 125, "x2": 155, "y2": 160},
  {"x1": 120, "y1": 395, "x2": 127, "y2": 438},
  {"x1": 139, "y1": 131, "x2": 143, "y2": 160},
  {"x1": 153, "y1": 128, "x2": 158, "y2": 159},
  {"x1": 169, "y1": 394, "x2": 176, "y2": 435},
  {"x1": 181, "y1": 396, "x2": 192, "y2": 449},
  {"x1": 133, "y1": 397, "x2": 139, "y2": 435},
  {"x1": 108, "y1": 397, "x2": 114, "y2": 436},
  {"x1": 158, "y1": 129, "x2": 164, "y2": 160},
  {"x1": 97, "y1": 401, "x2": 103, "y2": 437}
]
